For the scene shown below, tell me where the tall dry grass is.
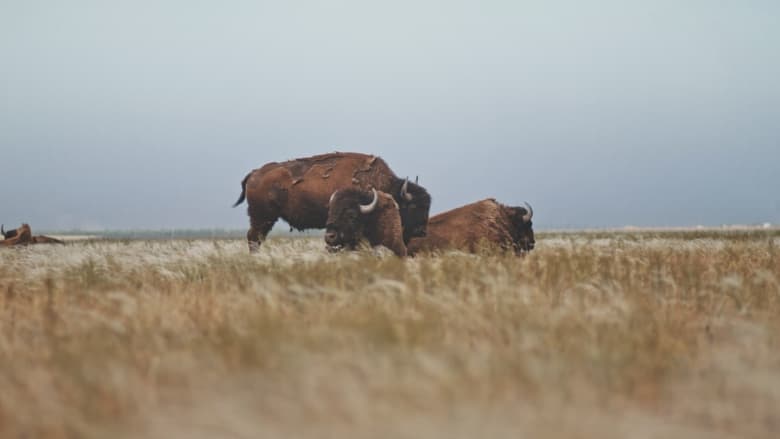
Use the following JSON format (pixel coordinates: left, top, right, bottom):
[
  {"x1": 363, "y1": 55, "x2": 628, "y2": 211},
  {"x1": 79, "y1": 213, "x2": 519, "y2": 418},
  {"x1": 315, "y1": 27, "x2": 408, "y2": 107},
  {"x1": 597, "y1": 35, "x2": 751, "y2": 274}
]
[{"x1": 0, "y1": 232, "x2": 778, "y2": 438}]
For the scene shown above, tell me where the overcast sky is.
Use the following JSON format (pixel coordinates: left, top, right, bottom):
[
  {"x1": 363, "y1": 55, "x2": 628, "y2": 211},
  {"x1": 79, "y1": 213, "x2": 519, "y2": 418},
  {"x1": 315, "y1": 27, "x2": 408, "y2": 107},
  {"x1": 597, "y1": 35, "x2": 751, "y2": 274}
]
[{"x1": 1, "y1": 0, "x2": 778, "y2": 231}]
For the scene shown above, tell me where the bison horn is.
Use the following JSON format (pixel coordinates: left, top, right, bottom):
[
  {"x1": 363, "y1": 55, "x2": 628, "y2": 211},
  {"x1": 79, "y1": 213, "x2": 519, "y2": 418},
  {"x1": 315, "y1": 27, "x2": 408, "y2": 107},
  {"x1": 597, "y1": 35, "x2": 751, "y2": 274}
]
[
  {"x1": 522, "y1": 202, "x2": 534, "y2": 222},
  {"x1": 360, "y1": 189, "x2": 379, "y2": 214},
  {"x1": 329, "y1": 190, "x2": 338, "y2": 205},
  {"x1": 400, "y1": 178, "x2": 413, "y2": 201}
]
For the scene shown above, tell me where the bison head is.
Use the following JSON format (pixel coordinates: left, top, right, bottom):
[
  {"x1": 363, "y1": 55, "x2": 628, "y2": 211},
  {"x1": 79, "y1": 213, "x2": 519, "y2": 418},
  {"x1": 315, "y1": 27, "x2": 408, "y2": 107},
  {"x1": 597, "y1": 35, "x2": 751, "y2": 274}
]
[
  {"x1": 325, "y1": 188, "x2": 379, "y2": 252},
  {"x1": 394, "y1": 178, "x2": 431, "y2": 244},
  {"x1": 508, "y1": 202, "x2": 535, "y2": 253}
]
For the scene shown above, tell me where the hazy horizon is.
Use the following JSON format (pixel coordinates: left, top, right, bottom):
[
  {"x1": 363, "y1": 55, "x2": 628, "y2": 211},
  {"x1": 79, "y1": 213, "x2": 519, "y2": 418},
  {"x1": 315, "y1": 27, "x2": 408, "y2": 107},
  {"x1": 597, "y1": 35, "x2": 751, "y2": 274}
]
[{"x1": 2, "y1": 1, "x2": 778, "y2": 231}]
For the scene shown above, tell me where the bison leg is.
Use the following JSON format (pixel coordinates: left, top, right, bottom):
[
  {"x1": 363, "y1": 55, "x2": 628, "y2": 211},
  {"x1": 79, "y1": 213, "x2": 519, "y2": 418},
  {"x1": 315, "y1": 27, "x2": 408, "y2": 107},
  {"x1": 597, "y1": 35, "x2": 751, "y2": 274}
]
[{"x1": 247, "y1": 216, "x2": 277, "y2": 253}]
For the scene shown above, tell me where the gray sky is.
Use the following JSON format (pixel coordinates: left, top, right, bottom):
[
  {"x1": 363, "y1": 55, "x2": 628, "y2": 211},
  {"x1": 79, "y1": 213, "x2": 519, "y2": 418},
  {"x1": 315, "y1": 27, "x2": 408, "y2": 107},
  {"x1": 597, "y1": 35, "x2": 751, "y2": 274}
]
[{"x1": 1, "y1": 0, "x2": 778, "y2": 230}]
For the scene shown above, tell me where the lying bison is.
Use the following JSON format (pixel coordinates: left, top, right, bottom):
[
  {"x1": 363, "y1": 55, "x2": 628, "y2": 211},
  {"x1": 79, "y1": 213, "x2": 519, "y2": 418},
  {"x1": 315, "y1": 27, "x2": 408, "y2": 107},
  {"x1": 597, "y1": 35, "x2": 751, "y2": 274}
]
[
  {"x1": 325, "y1": 188, "x2": 407, "y2": 256},
  {"x1": 0, "y1": 223, "x2": 64, "y2": 246},
  {"x1": 233, "y1": 152, "x2": 430, "y2": 252},
  {"x1": 31, "y1": 235, "x2": 65, "y2": 244},
  {"x1": 407, "y1": 199, "x2": 534, "y2": 255},
  {"x1": 1, "y1": 223, "x2": 31, "y2": 245}
]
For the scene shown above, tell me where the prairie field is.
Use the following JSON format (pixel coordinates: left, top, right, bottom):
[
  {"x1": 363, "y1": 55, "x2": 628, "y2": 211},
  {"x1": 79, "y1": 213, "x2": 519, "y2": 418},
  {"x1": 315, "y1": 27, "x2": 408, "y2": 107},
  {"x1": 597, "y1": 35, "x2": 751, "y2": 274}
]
[{"x1": 1, "y1": 230, "x2": 779, "y2": 438}]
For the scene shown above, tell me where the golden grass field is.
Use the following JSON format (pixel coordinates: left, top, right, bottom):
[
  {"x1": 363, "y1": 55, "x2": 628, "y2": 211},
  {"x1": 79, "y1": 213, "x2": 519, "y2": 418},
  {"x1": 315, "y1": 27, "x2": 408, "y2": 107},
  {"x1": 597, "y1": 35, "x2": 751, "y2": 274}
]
[{"x1": 1, "y1": 230, "x2": 779, "y2": 438}]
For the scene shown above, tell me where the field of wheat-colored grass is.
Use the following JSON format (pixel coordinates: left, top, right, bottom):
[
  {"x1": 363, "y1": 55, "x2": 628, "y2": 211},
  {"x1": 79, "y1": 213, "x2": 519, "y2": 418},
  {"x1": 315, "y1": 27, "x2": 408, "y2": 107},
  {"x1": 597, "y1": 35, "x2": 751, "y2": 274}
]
[{"x1": 1, "y1": 231, "x2": 778, "y2": 438}]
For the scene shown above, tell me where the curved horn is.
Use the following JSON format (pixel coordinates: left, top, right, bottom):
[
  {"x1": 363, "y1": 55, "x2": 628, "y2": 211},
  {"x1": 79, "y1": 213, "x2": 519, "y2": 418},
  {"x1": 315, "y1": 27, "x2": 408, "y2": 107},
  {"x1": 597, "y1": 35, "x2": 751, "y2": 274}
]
[
  {"x1": 329, "y1": 190, "x2": 338, "y2": 205},
  {"x1": 360, "y1": 189, "x2": 379, "y2": 214},
  {"x1": 522, "y1": 202, "x2": 534, "y2": 222},
  {"x1": 400, "y1": 178, "x2": 412, "y2": 201}
]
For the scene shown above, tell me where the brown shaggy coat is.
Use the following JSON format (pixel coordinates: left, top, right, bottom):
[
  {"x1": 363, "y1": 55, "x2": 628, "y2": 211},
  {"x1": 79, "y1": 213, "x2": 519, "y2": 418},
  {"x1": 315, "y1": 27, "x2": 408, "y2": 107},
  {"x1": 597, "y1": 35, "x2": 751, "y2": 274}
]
[
  {"x1": 407, "y1": 199, "x2": 534, "y2": 255},
  {"x1": 325, "y1": 189, "x2": 406, "y2": 257}
]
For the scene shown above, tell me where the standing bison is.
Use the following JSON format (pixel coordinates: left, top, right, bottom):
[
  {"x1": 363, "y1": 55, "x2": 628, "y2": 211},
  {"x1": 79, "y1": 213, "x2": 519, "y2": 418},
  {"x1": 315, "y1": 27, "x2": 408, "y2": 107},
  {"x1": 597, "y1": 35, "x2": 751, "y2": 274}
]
[
  {"x1": 407, "y1": 199, "x2": 534, "y2": 255},
  {"x1": 324, "y1": 188, "x2": 407, "y2": 256},
  {"x1": 233, "y1": 152, "x2": 431, "y2": 252}
]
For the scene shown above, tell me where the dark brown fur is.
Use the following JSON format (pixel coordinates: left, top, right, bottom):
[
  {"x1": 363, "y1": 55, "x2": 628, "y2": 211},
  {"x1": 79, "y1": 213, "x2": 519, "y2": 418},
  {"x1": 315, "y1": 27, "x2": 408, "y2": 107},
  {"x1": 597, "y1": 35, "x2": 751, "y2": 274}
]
[
  {"x1": 407, "y1": 199, "x2": 534, "y2": 256},
  {"x1": 234, "y1": 152, "x2": 430, "y2": 252},
  {"x1": 325, "y1": 189, "x2": 406, "y2": 256}
]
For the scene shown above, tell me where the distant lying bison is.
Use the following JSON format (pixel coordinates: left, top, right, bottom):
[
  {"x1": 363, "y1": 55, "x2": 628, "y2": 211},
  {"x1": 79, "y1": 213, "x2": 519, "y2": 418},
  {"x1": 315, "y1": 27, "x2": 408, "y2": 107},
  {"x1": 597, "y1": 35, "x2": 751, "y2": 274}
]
[
  {"x1": 234, "y1": 152, "x2": 431, "y2": 252},
  {"x1": 1, "y1": 223, "x2": 64, "y2": 246},
  {"x1": 1, "y1": 224, "x2": 31, "y2": 245},
  {"x1": 325, "y1": 188, "x2": 406, "y2": 256},
  {"x1": 407, "y1": 199, "x2": 534, "y2": 255}
]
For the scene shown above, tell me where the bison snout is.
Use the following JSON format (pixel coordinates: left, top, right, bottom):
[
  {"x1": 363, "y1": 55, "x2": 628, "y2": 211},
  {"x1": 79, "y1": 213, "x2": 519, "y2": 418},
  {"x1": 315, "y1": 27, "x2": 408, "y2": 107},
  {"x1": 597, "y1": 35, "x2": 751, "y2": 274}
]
[{"x1": 324, "y1": 230, "x2": 339, "y2": 246}]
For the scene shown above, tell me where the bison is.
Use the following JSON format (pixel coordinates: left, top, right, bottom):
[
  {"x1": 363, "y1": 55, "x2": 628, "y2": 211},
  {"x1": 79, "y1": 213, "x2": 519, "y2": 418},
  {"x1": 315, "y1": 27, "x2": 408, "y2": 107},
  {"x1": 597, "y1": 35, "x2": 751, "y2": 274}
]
[
  {"x1": 233, "y1": 152, "x2": 431, "y2": 252},
  {"x1": 31, "y1": 235, "x2": 66, "y2": 244},
  {"x1": 1, "y1": 223, "x2": 32, "y2": 246},
  {"x1": 324, "y1": 188, "x2": 406, "y2": 256},
  {"x1": 1, "y1": 224, "x2": 64, "y2": 246},
  {"x1": 407, "y1": 199, "x2": 534, "y2": 255}
]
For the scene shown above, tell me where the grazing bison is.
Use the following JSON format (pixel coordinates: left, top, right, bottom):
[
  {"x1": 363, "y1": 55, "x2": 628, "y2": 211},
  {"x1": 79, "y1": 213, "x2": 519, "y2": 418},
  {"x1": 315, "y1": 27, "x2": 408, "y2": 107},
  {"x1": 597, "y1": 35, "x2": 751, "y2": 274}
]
[
  {"x1": 407, "y1": 199, "x2": 534, "y2": 255},
  {"x1": 325, "y1": 188, "x2": 406, "y2": 256},
  {"x1": 1, "y1": 224, "x2": 64, "y2": 246},
  {"x1": 233, "y1": 152, "x2": 431, "y2": 252}
]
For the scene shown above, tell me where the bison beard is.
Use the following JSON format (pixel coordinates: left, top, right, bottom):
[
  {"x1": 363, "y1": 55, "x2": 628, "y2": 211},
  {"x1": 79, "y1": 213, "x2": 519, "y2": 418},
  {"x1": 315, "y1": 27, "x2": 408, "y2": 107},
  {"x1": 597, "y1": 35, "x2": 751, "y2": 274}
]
[
  {"x1": 233, "y1": 152, "x2": 430, "y2": 253},
  {"x1": 407, "y1": 199, "x2": 535, "y2": 256},
  {"x1": 325, "y1": 188, "x2": 407, "y2": 257}
]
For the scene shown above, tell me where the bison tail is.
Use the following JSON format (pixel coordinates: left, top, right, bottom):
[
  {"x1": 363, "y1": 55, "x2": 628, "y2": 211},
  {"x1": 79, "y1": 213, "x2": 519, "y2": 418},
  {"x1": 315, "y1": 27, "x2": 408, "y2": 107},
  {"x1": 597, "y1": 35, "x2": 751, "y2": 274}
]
[
  {"x1": 232, "y1": 192, "x2": 246, "y2": 207},
  {"x1": 233, "y1": 172, "x2": 251, "y2": 207}
]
